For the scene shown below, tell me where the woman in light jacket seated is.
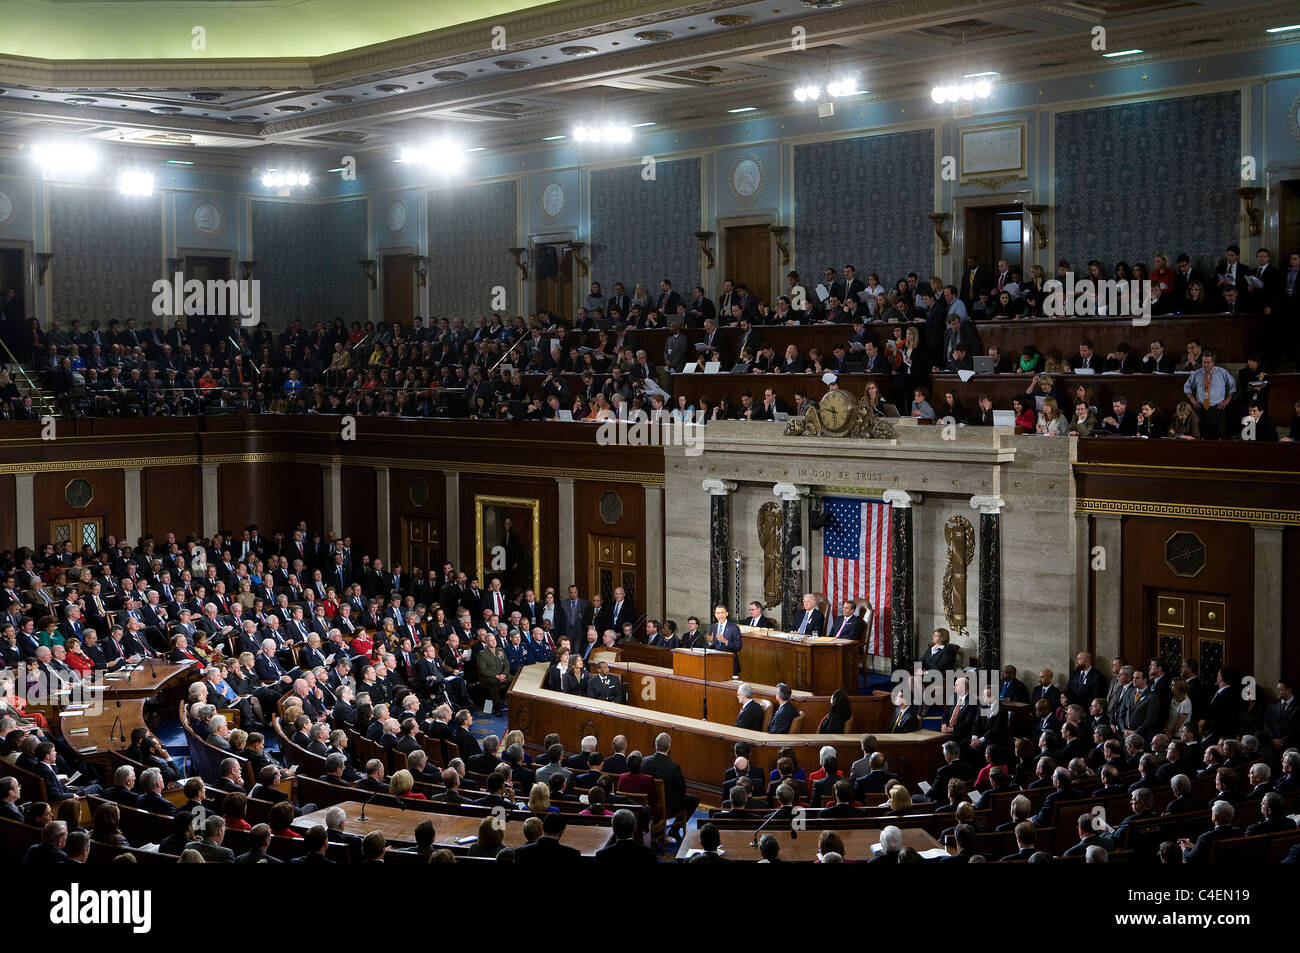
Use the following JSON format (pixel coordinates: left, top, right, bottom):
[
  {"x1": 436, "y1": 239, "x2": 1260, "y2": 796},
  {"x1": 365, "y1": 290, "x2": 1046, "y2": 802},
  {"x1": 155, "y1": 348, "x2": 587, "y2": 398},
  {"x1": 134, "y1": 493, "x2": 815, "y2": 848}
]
[
  {"x1": 911, "y1": 386, "x2": 936, "y2": 420},
  {"x1": 1036, "y1": 397, "x2": 1069, "y2": 436}
]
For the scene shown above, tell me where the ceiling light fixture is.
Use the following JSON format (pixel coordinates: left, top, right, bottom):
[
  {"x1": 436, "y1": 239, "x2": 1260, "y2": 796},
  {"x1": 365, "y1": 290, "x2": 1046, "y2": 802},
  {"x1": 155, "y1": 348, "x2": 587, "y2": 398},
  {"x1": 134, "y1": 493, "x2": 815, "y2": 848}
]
[
  {"x1": 31, "y1": 141, "x2": 98, "y2": 177},
  {"x1": 572, "y1": 123, "x2": 634, "y2": 144},
  {"x1": 398, "y1": 141, "x2": 472, "y2": 172},
  {"x1": 118, "y1": 170, "x2": 154, "y2": 196},
  {"x1": 1101, "y1": 49, "x2": 1143, "y2": 58},
  {"x1": 727, "y1": 106, "x2": 757, "y2": 113},
  {"x1": 260, "y1": 169, "x2": 311, "y2": 188},
  {"x1": 1265, "y1": 24, "x2": 1300, "y2": 33},
  {"x1": 542, "y1": 135, "x2": 566, "y2": 141},
  {"x1": 932, "y1": 32, "x2": 996, "y2": 106}
]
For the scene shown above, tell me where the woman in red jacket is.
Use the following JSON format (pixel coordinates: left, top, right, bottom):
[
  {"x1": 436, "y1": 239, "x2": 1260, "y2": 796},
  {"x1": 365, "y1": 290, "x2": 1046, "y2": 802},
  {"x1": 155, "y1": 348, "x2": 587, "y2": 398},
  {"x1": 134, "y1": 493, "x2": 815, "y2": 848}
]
[{"x1": 64, "y1": 637, "x2": 95, "y2": 676}]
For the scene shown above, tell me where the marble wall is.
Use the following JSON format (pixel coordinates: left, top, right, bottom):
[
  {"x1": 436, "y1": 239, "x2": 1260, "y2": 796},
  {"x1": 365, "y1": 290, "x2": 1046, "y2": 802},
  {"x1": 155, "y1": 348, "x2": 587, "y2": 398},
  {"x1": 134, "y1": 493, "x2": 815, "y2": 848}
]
[{"x1": 665, "y1": 420, "x2": 1078, "y2": 683}]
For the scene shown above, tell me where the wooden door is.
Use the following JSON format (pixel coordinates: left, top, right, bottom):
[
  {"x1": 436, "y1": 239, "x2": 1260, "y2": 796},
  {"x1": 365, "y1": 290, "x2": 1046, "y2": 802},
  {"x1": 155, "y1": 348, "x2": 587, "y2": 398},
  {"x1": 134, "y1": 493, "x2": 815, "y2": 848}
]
[
  {"x1": 589, "y1": 534, "x2": 637, "y2": 616},
  {"x1": 50, "y1": 516, "x2": 104, "y2": 554},
  {"x1": 534, "y1": 246, "x2": 572, "y2": 319},
  {"x1": 1279, "y1": 179, "x2": 1300, "y2": 268},
  {"x1": 0, "y1": 247, "x2": 25, "y2": 357},
  {"x1": 964, "y1": 205, "x2": 1022, "y2": 282},
  {"x1": 182, "y1": 255, "x2": 233, "y2": 341},
  {"x1": 401, "y1": 516, "x2": 441, "y2": 575},
  {"x1": 383, "y1": 254, "x2": 414, "y2": 325},
  {"x1": 724, "y1": 224, "x2": 772, "y2": 304},
  {"x1": 1151, "y1": 589, "x2": 1229, "y2": 682}
]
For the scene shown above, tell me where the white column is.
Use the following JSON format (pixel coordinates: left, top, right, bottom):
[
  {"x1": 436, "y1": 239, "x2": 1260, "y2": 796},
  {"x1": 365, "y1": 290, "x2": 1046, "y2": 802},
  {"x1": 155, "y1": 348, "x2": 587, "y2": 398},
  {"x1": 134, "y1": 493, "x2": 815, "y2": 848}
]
[
  {"x1": 643, "y1": 482, "x2": 664, "y2": 620},
  {"x1": 556, "y1": 478, "x2": 575, "y2": 588},
  {"x1": 882, "y1": 489, "x2": 920, "y2": 509},
  {"x1": 444, "y1": 470, "x2": 460, "y2": 567},
  {"x1": 323, "y1": 464, "x2": 342, "y2": 536},
  {"x1": 201, "y1": 465, "x2": 219, "y2": 538},
  {"x1": 1252, "y1": 523, "x2": 1284, "y2": 688},
  {"x1": 375, "y1": 466, "x2": 391, "y2": 561},
  {"x1": 124, "y1": 467, "x2": 142, "y2": 543},
  {"x1": 15, "y1": 473, "x2": 34, "y2": 549},
  {"x1": 1092, "y1": 514, "x2": 1123, "y2": 664}
]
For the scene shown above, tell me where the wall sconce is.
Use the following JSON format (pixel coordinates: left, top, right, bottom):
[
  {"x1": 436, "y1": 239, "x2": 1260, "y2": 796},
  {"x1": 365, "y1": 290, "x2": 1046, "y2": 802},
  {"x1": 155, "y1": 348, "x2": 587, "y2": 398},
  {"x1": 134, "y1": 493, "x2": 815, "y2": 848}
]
[
  {"x1": 1024, "y1": 204, "x2": 1049, "y2": 249},
  {"x1": 358, "y1": 259, "x2": 377, "y2": 289},
  {"x1": 408, "y1": 254, "x2": 428, "y2": 286},
  {"x1": 926, "y1": 213, "x2": 952, "y2": 256},
  {"x1": 694, "y1": 231, "x2": 716, "y2": 270},
  {"x1": 1236, "y1": 187, "x2": 1263, "y2": 236},
  {"x1": 239, "y1": 260, "x2": 256, "y2": 281},
  {"x1": 567, "y1": 242, "x2": 589, "y2": 277},
  {"x1": 508, "y1": 247, "x2": 528, "y2": 280},
  {"x1": 166, "y1": 256, "x2": 184, "y2": 274},
  {"x1": 36, "y1": 253, "x2": 55, "y2": 286},
  {"x1": 769, "y1": 225, "x2": 791, "y2": 266}
]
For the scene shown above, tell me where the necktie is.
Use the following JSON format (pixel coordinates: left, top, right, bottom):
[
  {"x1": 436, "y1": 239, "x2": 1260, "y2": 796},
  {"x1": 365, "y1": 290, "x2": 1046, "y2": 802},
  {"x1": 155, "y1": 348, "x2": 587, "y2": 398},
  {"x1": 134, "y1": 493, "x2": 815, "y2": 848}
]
[
  {"x1": 1202, "y1": 368, "x2": 1212, "y2": 409},
  {"x1": 950, "y1": 700, "x2": 962, "y2": 727},
  {"x1": 799, "y1": 612, "x2": 810, "y2": 634}
]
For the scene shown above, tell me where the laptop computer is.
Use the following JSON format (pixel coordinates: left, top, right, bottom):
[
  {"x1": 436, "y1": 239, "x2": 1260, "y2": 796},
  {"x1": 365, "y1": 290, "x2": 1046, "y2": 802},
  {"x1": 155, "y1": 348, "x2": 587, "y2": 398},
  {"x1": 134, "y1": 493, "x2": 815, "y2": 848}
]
[
  {"x1": 972, "y1": 355, "x2": 995, "y2": 374},
  {"x1": 992, "y1": 410, "x2": 1017, "y2": 427}
]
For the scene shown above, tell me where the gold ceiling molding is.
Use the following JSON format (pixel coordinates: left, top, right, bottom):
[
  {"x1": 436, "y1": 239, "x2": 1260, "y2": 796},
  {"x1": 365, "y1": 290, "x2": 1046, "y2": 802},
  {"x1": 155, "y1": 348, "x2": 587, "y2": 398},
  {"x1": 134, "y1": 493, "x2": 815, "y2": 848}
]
[{"x1": 1077, "y1": 498, "x2": 1300, "y2": 526}]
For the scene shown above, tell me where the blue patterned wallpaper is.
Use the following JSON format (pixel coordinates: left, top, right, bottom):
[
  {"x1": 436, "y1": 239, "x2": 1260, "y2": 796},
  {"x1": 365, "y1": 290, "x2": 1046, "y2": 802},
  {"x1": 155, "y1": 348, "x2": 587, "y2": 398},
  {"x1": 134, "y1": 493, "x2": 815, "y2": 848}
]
[
  {"x1": 427, "y1": 180, "x2": 518, "y2": 318},
  {"x1": 590, "y1": 157, "x2": 700, "y2": 303},
  {"x1": 319, "y1": 199, "x2": 368, "y2": 324},
  {"x1": 1055, "y1": 92, "x2": 1240, "y2": 275},
  {"x1": 794, "y1": 129, "x2": 935, "y2": 285},
  {"x1": 50, "y1": 187, "x2": 162, "y2": 324},
  {"x1": 252, "y1": 198, "x2": 368, "y2": 327}
]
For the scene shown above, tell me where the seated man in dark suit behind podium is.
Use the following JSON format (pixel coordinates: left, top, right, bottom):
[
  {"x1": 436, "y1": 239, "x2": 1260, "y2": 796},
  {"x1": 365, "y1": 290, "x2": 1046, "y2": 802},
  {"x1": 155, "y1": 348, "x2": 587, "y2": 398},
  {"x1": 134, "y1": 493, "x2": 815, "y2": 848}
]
[
  {"x1": 734, "y1": 683, "x2": 765, "y2": 731},
  {"x1": 767, "y1": 683, "x2": 799, "y2": 734},
  {"x1": 825, "y1": 600, "x2": 863, "y2": 641},
  {"x1": 792, "y1": 593, "x2": 824, "y2": 637}
]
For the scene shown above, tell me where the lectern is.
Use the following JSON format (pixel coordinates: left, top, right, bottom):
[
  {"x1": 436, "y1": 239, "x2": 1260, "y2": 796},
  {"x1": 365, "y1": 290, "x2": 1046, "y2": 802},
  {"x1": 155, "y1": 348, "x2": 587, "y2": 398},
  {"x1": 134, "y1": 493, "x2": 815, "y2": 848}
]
[{"x1": 672, "y1": 648, "x2": 734, "y2": 683}]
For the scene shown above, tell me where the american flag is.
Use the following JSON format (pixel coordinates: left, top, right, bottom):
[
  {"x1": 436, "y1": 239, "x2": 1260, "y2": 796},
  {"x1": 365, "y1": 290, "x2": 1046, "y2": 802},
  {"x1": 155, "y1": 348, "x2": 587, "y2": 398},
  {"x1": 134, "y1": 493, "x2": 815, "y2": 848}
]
[{"x1": 822, "y1": 496, "x2": 892, "y2": 655}]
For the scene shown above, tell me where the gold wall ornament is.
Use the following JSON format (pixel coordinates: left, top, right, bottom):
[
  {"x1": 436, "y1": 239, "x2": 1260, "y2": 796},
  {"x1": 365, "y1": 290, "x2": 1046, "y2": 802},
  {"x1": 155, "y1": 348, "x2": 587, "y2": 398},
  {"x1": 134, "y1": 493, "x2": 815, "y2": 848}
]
[
  {"x1": 942, "y1": 515, "x2": 975, "y2": 636},
  {"x1": 757, "y1": 501, "x2": 783, "y2": 610},
  {"x1": 783, "y1": 392, "x2": 897, "y2": 439}
]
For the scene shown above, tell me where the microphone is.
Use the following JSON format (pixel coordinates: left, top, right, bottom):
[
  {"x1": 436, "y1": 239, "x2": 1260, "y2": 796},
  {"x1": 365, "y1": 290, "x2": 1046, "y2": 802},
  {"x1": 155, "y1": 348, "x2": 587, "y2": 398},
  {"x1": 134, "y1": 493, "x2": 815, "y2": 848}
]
[
  {"x1": 749, "y1": 806, "x2": 797, "y2": 847},
  {"x1": 359, "y1": 789, "x2": 382, "y2": 821},
  {"x1": 109, "y1": 714, "x2": 125, "y2": 743}
]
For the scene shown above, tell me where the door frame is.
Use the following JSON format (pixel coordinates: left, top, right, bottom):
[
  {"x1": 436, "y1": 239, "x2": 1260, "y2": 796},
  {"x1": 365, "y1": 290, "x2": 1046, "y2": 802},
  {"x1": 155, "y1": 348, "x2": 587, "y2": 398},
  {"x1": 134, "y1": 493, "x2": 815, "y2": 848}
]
[
  {"x1": 951, "y1": 190, "x2": 1034, "y2": 281},
  {"x1": 717, "y1": 212, "x2": 777, "y2": 302},
  {"x1": 528, "y1": 229, "x2": 579, "y2": 318},
  {"x1": 1264, "y1": 163, "x2": 1300, "y2": 254},
  {"x1": 378, "y1": 243, "x2": 418, "y2": 326},
  {"x1": 0, "y1": 238, "x2": 35, "y2": 333}
]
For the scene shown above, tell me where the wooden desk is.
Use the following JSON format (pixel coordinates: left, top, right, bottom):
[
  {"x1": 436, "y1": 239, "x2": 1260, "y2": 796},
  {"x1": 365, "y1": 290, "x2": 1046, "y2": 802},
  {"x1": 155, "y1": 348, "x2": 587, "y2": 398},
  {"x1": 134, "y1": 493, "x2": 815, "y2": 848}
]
[
  {"x1": 294, "y1": 802, "x2": 612, "y2": 855},
  {"x1": 737, "y1": 628, "x2": 858, "y2": 696},
  {"x1": 675, "y1": 825, "x2": 943, "y2": 862},
  {"x1": 56, "y1": 663, "x2": 195, "y2": 765},
  {"x1": 509, "y1": 664, "x2": 944, "y2": 792},
  {"x1": 672, "y1": 648, "x2": 734, "y2": 682}
]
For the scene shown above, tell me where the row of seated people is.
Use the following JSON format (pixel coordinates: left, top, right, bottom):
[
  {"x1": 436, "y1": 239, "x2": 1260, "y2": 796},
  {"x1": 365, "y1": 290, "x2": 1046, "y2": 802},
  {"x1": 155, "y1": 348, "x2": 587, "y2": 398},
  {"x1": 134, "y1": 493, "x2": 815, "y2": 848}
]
[{"x1": 13, "y1": 241, "x2": 1295, "y2": 420}]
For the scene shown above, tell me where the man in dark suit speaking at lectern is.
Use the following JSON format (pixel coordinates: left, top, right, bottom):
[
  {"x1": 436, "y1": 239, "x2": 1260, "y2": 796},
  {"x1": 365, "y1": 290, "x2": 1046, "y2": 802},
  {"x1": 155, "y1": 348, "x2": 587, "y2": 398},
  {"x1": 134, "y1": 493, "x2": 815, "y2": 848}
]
[{"x1": 710, "y1": 604, "x2": 742, "y2": 675}]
